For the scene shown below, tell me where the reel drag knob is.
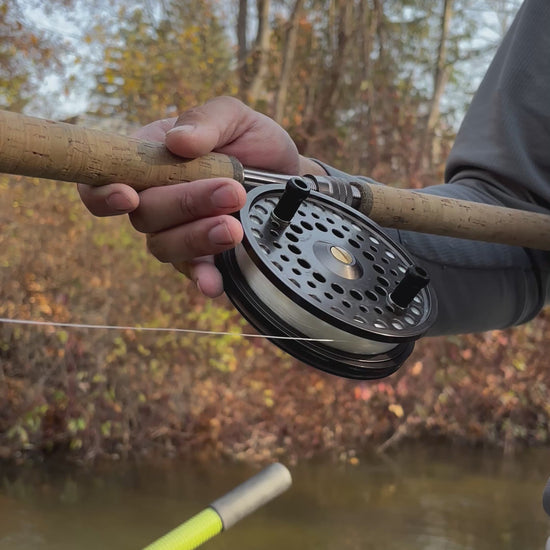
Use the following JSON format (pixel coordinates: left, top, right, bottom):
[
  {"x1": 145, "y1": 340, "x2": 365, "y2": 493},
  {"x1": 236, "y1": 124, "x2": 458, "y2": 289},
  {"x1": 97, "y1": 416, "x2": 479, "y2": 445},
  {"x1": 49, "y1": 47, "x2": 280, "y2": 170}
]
[
  {"x1": 216, "y1": 184, "x2": 437, "y2": 380},
  {"x1": 271, "y1": 177, "x2": 311, "y2": 223},
  {"x1": 389, "y1": 266, "x2": 430, "y2": 310}
]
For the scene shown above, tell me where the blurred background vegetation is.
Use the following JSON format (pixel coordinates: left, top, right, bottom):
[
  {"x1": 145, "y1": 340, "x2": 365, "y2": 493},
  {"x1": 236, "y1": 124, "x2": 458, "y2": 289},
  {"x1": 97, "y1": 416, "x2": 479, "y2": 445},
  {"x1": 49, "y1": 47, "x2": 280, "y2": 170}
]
[{"x1": 2, "y1": 0, "x2": 549, "y2": 466}]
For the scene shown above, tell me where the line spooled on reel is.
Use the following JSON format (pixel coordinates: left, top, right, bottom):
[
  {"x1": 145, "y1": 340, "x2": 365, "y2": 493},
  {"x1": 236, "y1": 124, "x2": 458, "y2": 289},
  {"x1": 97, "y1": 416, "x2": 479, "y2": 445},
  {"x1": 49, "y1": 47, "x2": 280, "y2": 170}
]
[{"x1": 216, "y1": 178, "x2": 438, "y2": 380}]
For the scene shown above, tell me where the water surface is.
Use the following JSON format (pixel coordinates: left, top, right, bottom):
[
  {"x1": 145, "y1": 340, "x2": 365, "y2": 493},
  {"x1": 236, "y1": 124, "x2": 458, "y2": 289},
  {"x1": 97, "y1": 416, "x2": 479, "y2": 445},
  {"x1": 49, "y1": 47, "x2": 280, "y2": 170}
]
[{"x1": 1, "y1": 445, "x2": 549, "y2": 549}]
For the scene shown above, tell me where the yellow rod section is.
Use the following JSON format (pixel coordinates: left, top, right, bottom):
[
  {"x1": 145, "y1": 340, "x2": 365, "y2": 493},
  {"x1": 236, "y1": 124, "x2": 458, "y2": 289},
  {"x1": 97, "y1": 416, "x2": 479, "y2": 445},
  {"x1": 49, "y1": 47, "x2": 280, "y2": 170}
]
[{"x1": 141, "y1": 463, "x2": 292, "y2": 550}]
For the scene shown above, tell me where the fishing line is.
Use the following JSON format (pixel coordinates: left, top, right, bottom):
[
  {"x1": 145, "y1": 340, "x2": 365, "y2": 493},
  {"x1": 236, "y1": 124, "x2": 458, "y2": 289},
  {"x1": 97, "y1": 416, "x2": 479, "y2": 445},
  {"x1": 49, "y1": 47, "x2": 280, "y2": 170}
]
[{"x1": 0, "y1": 317, "x2": 334, "y2": 342}]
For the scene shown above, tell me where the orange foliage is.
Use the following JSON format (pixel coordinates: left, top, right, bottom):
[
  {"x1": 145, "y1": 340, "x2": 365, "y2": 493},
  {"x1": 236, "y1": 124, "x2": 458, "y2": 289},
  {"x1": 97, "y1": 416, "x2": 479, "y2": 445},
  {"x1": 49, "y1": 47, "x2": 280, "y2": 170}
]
[{"x1": 1, "y1": 170, "x2": 550, "y2": 465}]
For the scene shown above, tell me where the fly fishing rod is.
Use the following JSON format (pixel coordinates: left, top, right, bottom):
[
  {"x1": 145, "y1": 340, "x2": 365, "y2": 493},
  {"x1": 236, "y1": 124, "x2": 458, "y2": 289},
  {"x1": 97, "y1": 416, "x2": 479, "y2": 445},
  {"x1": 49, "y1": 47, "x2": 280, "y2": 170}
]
[
  {"x1": 1, "y1": 109, "x2": 549, "y2": 250},
  {"x1": 2, "y1": 109, "x2": 549, "y2": 379}
]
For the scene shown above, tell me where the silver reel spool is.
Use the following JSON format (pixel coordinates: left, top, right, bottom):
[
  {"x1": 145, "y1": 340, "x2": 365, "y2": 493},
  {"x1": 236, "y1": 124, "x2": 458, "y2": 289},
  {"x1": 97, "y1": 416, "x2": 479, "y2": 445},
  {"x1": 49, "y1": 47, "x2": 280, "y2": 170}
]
[{"x1": 216, "y1": 179, "x2": 437, "y2": 379}]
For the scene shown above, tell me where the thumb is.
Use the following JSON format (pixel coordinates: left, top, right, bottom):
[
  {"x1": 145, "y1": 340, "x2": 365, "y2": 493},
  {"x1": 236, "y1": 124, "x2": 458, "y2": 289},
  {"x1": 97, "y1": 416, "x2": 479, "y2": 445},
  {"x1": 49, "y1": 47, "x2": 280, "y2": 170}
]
[{"x1": 164, "y1": 97, "x2": 252, "y2": 159}]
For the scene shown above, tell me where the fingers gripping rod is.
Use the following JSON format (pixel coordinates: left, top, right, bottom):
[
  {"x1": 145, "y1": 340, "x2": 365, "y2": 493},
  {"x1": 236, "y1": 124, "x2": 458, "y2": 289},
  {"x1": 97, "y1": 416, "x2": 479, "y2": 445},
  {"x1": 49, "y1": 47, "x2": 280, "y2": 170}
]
[{"x1": 1, "y1": 109, "x2": 549, "y2": 250}]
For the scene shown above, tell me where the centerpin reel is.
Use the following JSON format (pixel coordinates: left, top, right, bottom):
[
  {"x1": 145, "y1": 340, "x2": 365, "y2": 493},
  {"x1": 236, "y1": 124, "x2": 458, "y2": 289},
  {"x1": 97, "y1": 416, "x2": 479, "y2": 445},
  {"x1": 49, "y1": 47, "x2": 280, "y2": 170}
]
[{"x1": 215, "y1": 178, "x2": 437, "y2": 380}]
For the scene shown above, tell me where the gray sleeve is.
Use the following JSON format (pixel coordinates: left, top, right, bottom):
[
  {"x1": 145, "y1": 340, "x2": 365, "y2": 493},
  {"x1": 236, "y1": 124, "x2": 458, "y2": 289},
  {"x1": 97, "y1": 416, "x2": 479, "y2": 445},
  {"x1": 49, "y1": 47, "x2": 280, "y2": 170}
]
[{"x1": 319, "y1": 0, "x2": 550, "y2": 336}]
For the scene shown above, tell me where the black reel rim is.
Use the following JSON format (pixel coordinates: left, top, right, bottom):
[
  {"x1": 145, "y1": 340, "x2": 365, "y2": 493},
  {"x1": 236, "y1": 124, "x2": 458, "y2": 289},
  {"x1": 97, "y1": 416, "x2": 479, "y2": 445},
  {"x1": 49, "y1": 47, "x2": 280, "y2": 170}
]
[{"x1": 216, "y1": 249, "x2": 413, "y2": 380}]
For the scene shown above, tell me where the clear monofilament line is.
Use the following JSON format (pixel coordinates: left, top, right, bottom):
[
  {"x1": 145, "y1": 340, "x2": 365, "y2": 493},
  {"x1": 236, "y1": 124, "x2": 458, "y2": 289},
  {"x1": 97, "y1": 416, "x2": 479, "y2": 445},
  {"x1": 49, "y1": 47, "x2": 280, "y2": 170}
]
[{"x1": 0, "y1": 317, "x2": 334, "y2": 342}]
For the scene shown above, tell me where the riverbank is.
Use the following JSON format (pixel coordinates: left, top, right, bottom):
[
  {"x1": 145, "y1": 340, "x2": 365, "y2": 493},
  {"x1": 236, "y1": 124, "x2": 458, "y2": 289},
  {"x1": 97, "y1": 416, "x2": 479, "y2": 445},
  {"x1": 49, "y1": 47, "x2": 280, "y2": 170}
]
[{"x1": 2, "y1": 176, "x2": 550, "y2": 465}]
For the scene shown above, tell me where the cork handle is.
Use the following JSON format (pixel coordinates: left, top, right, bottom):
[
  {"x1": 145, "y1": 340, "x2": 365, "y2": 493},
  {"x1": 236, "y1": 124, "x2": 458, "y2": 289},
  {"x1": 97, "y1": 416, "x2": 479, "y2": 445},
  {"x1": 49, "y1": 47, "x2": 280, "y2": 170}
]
[
  {"x1": 355, "y1": 181, "x2": 550, "y2": 250},
  {"x1": 0, "y1": 109, "x2": 244, "y2": 191},
  {"x1": 2, "y1": 109, "x2": 549, "y2": 250}
]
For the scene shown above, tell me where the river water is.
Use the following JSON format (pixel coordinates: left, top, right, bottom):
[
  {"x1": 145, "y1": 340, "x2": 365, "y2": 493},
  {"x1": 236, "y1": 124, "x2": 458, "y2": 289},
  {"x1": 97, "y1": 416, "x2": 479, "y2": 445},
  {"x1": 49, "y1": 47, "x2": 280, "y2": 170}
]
[{"x1": 1, "y1": 445, "x2": 549, "y2": 550}]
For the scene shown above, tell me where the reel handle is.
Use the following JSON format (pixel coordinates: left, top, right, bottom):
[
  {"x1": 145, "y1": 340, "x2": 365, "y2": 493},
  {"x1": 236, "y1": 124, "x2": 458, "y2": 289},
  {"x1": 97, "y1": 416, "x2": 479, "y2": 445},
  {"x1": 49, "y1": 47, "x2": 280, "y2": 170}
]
[{"x1": 1, "y1": 109, "x2": 549, "y2": 250}]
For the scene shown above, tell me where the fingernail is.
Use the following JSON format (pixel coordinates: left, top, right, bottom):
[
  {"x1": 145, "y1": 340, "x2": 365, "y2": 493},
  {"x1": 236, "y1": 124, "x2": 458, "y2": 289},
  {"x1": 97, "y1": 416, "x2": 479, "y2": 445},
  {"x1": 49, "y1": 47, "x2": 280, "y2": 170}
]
[
  {"x1": 208, "y1": 222, "x2": 234, "y2": 246},
  {"x1": 106, "y1": 192, "x2": 133, "y2": 212},
  {"x1": 211, "y1": 184, "x2": 240, "y2": 209},
  {"x1": 166, "y1": 124, "x2": 195, "y2": 136}
]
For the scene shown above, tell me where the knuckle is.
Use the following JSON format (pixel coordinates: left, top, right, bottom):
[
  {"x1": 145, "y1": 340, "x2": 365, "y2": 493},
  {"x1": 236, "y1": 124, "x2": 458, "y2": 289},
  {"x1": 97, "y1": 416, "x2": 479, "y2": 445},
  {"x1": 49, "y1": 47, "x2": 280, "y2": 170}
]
[
  {"x1": 209, "y1": 96, "x2": 244, "y2": 109},
  {"x1": 176, "y1": 97, "x2": 245, "y2": 125},
  {"x1": 177, "y1": 227, "x2": 205, "y2": 259},
  {"x1": 178, "y1": 191, "x2": 200, "y2": 221},
  {"x1": 175, "y1": 105, "x2": 207, "y2": 126},
  {"x1": 146, "y1": 227, "x2": 208, "y2": 265}
]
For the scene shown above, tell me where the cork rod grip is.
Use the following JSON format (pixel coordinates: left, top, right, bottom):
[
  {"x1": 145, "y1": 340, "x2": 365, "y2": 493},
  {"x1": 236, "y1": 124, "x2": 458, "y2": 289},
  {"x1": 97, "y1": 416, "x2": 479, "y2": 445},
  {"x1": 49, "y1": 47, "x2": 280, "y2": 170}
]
[
  {"x1": 2, "y1": 109, "x2": 549, "y2": 250},
  {"x1": 355, "y1": 181, "x2": 550, "y2": 250},
  {"x1": 0, "y1": 109, "x2": 244, "y2": 191}
]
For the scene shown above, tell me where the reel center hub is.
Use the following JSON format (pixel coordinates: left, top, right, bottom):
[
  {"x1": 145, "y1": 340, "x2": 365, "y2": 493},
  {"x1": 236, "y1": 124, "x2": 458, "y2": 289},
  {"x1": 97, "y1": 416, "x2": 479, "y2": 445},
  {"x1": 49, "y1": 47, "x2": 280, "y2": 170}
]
[
  {"x1": 313, "y1": 242, "x2": 362, "y2": 280},
  {"x1": 330, "y1": 245, "x2": 354, "y2": 265}
]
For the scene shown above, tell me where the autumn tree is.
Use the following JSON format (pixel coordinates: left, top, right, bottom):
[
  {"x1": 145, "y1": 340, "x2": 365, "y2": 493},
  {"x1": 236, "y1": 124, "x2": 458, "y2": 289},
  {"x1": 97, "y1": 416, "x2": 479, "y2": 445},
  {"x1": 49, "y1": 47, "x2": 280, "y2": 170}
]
[
  {"x1": 92, "y1": 1, "x2": 235, "y2": 124},
  {"x1": 265, "y1": 0, "x2": 424, "y2": 176},
  {"x1": 263, "y1": 0, "x2": 513, "y2": 186},
  {"x1": 236, "y1": 0, "x2": 272, "y2": 106},
  {"x1": 0, "y1": 1, "x2": 65, "y2": 112}
]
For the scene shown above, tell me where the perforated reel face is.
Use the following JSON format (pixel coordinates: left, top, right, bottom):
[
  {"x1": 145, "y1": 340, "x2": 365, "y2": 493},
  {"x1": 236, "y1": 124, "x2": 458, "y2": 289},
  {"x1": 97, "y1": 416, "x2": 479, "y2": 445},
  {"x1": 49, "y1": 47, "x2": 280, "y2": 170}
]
[{"x1": 217, "y1": 184, "x2": 437, "y2": 379}]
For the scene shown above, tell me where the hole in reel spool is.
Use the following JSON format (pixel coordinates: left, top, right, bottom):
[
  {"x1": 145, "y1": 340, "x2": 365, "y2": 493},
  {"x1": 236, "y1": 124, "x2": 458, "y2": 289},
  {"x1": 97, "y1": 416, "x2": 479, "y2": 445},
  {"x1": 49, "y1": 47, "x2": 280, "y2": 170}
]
[{"x1": 215, "y1": 180, "x2": 437, "y2": 380}]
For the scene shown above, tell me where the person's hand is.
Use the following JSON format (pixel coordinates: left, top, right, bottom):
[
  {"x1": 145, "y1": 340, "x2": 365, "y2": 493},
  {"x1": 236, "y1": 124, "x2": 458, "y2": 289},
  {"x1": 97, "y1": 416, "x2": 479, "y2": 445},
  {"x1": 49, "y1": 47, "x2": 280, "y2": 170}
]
[{"x1": 78, "y1": 96, "x2": 326, "y2": 297}]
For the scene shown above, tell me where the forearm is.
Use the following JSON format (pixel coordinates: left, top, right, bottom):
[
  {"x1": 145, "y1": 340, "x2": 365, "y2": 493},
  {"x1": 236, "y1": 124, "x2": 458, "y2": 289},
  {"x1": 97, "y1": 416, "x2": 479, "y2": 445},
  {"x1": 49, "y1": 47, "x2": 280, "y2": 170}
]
[
  {"x1": 391, "y1": 184, "x2": 550, "y2": 336},
  {"x1": 412, "y1": 0, "x2": 550, "y2": 335},
  {"x1": 316, "y1": 0, "x2": 550, "y2": 336}
]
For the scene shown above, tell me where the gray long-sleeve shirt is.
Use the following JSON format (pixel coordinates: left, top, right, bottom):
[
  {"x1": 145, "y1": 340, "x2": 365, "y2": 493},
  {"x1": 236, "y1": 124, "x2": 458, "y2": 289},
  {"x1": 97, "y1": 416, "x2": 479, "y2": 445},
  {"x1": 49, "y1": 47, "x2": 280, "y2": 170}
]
[{"x1": 323, "y1": 0, "x2": 550, "y2": 336}]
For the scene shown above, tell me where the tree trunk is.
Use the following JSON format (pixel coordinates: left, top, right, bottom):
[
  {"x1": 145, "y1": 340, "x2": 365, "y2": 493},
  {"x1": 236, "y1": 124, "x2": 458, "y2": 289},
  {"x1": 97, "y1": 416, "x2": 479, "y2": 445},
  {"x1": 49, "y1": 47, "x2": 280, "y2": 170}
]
[
  {"x1": 351, "y1": 0, "x2": 382, "y2": 174},
  {"x1": 237, "y1": 0, "x2": 249, "y2": 97},
  {"x1": 273, "y1": 0, "x2": 304, "y2": 124},
  {"x1": 246, "y1": 0, "x2": 271, "y2": 105},
  {"x1": 236, "y1": 0, "x2": 271, "y2": 104},
  {"x1": 300, "y1": 0, "x2": 353, "y2": 157},
  {"x1": 413, "y1": 0, "x2": 453, "y2": 177}
]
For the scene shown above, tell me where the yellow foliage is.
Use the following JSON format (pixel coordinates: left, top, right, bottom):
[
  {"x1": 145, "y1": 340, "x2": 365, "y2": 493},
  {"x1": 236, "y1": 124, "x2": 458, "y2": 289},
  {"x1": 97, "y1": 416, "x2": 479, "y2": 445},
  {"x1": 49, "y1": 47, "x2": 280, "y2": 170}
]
[
  {"x1": 388, "y1": 404, "x2": 404, "y2": 418},
  {"x1": 410, "y1": 361, "x2": 423, "y2": 376}
]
